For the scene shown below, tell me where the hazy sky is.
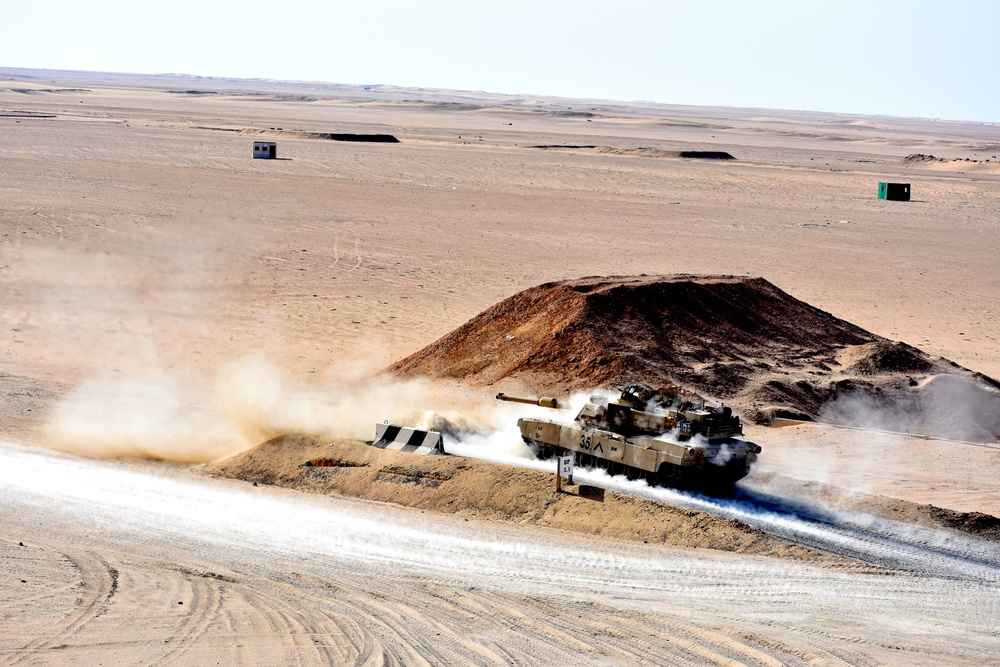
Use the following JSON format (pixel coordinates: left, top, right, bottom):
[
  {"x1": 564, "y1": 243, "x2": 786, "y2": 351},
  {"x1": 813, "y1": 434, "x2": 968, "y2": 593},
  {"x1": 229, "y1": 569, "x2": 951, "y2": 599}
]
[{"x1": 4, "y1": 0, "x2": 998, "y2": 122}]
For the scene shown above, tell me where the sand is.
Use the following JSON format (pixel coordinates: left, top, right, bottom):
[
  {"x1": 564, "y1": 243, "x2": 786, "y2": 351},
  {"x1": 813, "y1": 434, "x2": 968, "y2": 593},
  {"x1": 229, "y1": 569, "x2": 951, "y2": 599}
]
[{"x1": 1, "y1": 69, "x2": 999, "y2": 664}]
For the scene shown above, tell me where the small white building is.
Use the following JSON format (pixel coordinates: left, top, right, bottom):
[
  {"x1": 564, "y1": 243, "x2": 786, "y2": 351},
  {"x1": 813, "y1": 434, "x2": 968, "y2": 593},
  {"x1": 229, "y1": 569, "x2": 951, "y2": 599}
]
[{"x1": 252, "y1": 141, "x2": 277, "y2": 159}]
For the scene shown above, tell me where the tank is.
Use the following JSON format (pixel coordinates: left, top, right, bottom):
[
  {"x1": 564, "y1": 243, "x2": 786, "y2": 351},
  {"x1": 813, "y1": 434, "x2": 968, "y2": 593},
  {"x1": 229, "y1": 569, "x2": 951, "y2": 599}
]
[{"x1": 496, "y1": 384, "x2": 760, "y2": 491}]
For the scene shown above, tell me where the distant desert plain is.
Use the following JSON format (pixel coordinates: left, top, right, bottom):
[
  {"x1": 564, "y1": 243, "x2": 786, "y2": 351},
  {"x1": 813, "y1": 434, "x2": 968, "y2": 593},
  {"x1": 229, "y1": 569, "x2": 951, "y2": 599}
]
[{"x1": 1, "y1": 68, "x2": 998, "y2": 665}]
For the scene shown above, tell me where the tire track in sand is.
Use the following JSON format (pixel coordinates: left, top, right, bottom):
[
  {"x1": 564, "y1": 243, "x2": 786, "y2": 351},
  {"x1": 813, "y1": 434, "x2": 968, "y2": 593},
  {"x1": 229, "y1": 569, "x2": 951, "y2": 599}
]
[
  {"x1": 257, "y1": 574, "x2": 439, "y2": 666},
  {"x1": 251, "y1": 569, "x2": 527, "y2": 665},
  {"x1": 238, "y1": 585, "x2": 349, "y2": 664},
  {"x1": 9, "y1": 549, "x2": 115, "y2": 663},
  {"x1": 148, "y1": 572, "x2": 224, "y2": 666}
]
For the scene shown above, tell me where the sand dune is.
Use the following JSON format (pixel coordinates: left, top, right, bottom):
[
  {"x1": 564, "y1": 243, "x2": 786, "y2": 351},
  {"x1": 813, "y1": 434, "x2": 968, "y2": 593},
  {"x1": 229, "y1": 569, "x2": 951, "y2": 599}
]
[{"x1": 902, "y1": 152, "x2": 1000, "y2": 173}]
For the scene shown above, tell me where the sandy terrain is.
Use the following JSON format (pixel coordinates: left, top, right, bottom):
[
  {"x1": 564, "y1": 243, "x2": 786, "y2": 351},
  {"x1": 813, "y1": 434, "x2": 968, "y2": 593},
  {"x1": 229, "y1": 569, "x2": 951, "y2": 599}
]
[
  {"x1": 2, "y1": 69, "x2": 999, "y2": 663},
  {"x1": 3, "y1": 439, "x2": 998, "y2": 666}
]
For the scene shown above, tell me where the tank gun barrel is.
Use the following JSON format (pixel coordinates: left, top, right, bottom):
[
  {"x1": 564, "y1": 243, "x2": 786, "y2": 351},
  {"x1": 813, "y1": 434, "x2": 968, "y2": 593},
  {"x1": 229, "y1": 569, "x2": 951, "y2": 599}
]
[{"x1": 495, "y1": 393, "x2": 560, "y2": 409}]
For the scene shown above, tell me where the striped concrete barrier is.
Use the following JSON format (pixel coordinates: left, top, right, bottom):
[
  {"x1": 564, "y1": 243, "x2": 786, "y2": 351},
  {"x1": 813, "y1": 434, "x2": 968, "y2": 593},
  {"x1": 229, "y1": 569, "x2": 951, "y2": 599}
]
[{"x1": 373, "y1": 423, "x2": 446, "y2": 455}]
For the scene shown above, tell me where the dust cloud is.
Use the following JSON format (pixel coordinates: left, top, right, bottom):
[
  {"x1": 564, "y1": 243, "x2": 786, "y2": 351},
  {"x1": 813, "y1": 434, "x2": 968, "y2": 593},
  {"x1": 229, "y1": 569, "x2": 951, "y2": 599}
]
[
  {"x1": 47, "y1": 368, "x2": 244, "y2": 463},
  {"x1": 46, "y1": 353, "x2": 622, "y2": 465},
  {"x1": 23, "y1": 218, "x2": 513, "y2": 463},
  {"x1": 46, "y1": 356, "x2": 513, "y2": 463},
  {"x1": 819, "y1": 374, "x2": 1000, "y2": 443}
]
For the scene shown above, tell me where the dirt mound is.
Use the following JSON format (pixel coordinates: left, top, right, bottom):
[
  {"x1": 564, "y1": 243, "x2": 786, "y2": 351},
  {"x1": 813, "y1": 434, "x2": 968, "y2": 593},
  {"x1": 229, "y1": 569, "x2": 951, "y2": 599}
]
[
  {"x1": 843, "y1": 341, "x2": 933, "y2": 375},
  {"x1": 903, "y1": 153, "x2": 947, "y2": 164},
  {"x1": 902, "y1": 153, "x2": 999, "y2": 172},
  {"x1": 238, "y1": 128, "x2": 400, "y2": 142},
  {"x1": 532, "y1": 147, "x2": 737, "y2": 160},
  {"x1": 678, "y1": 151, "x2": 736, "y2": 160},
  {"x1": 544, "y1": 110, "x2": 595, "y2": 118},
  {"x1": 587, "y1": 147, "x2": 736, "y2": 160},
  {"x1": 927, "y1": 507, "x2": 1000, "y2": 539},
  {"x1": 390, "y1": 274, "x2": 869, "y2": 399},
  {"x1": 303, "y1": 132, "x2": 399, "y2": 143},
  {"x1": 8, "y1": 87, "x2": 89, "y2": 95},
  {"x1": 206, "y1": 435, "x2": 856, "y2": 566},
  {"x1": 389, "y1": 275, "x2": 1000, "y2": 433}
]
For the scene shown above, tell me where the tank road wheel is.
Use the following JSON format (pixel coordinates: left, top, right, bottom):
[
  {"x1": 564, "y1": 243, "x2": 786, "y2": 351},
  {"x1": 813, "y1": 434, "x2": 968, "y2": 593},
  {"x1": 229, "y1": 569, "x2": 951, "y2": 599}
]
[
  {"x1": 676, "y1": 468, "x2": 697, "y2": 490},
  {"x1": 608, "y1": 462, "x2": 623, "y2": 477},
  {"x1": 625, "y1": 466, "x2": 641, "y2": 481},
  {"x1": 656, "y1": 463, "x2": 681, "y2": 488}
]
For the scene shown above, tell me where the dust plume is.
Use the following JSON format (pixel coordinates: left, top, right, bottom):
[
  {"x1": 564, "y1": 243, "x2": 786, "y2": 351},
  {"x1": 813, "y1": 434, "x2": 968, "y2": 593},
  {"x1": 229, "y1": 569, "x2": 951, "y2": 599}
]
[
  {"x1": 46, "y1": 356, "x2": 509, "y2": 463},
  {"x1": 819, "y1": 374, "x2": 1000, "y2": 443},
  {"x1": 46, "y1": 368, "x2": 246, "y2": 463},
  {"x1": 215, "y1": 355, "x2": 507, "y2": 446},
  {"x1": 24, "y1": 217, "x2": 509, "y2": 462}
]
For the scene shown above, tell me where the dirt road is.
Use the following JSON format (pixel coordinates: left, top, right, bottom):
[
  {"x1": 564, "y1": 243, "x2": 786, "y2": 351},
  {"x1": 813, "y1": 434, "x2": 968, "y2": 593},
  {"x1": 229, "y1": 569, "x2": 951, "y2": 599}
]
[{"x1": 2, "y1": 440, "x2": 997, "y2": 665}]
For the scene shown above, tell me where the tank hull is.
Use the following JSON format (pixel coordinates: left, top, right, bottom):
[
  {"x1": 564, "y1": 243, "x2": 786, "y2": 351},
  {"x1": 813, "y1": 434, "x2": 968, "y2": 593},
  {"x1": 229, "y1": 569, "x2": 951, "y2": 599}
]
[{"x1": 518, "y1": 416, "x2": 757, "y2": 490}]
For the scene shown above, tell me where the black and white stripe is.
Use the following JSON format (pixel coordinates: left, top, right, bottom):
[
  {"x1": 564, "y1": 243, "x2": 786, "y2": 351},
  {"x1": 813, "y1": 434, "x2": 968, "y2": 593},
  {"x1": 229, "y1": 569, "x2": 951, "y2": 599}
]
[{"x1": 373, "y1": 423, "x2": 445, "y2": 455}]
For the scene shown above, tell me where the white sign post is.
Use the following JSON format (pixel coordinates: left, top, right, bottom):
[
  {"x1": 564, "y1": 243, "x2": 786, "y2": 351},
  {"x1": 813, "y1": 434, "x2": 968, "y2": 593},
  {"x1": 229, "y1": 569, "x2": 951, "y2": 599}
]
[{"x1": 556, "y1": 455, "x2": 574, "y2": 492}]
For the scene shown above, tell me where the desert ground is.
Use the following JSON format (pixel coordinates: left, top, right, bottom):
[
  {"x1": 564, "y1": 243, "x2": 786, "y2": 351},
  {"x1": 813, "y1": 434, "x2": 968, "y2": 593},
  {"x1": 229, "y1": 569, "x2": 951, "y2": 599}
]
[{"x1": 1, "y1": 68, "x2": 999, "y2": 665}]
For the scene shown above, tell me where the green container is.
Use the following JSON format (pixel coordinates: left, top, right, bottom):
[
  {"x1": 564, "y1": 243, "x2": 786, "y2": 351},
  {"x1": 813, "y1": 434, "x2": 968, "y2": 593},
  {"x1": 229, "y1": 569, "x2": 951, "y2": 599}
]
[{"x1": 878, "y1": 182, "x2": 910, "y2": 201}]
